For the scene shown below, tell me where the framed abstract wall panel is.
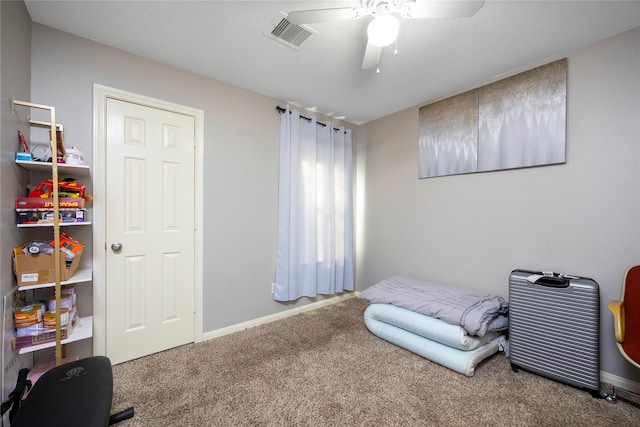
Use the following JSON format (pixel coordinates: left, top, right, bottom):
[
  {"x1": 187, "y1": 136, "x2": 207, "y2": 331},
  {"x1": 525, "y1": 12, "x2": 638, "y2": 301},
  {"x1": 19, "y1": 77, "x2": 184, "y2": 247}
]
[
  {"x1": 418, "y1": 90, "x2": 478, "y2": 178},
  {"x1": 478, "y1": 59, "x2": 567, "y2": 172},
  {"x1": 418, "y1": 58, "x2": 567, "y2": 179}
]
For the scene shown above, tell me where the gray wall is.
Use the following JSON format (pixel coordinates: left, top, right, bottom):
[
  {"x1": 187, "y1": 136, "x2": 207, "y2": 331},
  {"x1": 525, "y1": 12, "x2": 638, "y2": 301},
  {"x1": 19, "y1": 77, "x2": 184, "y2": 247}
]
[
  {"x1": 0, "y1": 0, "x2": 32, "y2": 399},
  {"x1": 1, "y1": 0, "x2": 31, "y2": 296},
  {"x1": 29, "y1": 23, "x2": 357, "y2": 339},
  {"x1": 357, "y1": 27, "x2": 640, "y2": 384}
]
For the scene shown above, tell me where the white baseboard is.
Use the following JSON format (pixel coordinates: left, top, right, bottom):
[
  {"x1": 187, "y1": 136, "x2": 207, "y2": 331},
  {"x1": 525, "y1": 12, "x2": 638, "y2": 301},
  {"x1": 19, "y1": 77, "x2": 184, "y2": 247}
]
[
  {"x1": 203, "y1": 292, "x2": 360, "y2": 341},
  {"x1": 601, "y1": 370, "x2": 640, "y2": 394}
]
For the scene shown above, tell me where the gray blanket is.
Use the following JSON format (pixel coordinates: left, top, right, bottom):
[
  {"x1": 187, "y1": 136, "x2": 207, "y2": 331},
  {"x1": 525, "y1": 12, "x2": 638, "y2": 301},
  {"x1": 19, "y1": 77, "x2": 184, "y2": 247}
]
[{"x1": 360, "y1": 276, "x2": 508, "y2": 337}]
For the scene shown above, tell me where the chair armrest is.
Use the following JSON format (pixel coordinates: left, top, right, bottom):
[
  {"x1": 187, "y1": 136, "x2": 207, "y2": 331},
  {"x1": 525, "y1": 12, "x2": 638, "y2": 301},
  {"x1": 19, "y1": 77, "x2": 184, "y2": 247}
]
[{"x1": 608, "y1": 300, "x2": 625, "y2": 343}]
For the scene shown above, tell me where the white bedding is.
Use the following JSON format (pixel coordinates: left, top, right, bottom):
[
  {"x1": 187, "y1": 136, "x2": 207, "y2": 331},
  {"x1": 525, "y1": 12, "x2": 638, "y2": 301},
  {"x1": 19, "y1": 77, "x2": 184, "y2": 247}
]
[
  {"x1": 364, "y1": 303, "x2": 505, "y2": 376},
  {"x1": 364, "y1": 303, "x2": 501, "y2": 351}
]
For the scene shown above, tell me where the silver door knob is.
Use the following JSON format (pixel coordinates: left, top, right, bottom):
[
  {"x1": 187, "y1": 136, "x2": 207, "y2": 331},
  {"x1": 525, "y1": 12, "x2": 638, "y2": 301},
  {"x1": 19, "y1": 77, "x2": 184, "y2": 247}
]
[{"x1": 111, "y1": 242, "x2": 123, "y2": 252}]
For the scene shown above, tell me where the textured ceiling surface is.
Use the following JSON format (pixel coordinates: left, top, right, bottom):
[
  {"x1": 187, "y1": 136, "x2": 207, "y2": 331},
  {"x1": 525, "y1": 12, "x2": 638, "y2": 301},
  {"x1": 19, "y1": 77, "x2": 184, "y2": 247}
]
[{"x1": 24, "y1": 1, "x2": 640, "y2": 124}]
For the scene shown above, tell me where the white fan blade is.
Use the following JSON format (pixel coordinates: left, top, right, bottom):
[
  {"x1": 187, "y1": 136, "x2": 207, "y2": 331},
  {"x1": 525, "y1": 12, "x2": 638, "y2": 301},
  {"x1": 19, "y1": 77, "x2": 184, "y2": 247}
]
[
  {"x1": 287, "y1": 7, "x2": 360, "y2": 25},
  {"x1": 403, "y1": 1, "x2": 484, "y2": 19},
  {"x1": 362, "y1": 42, "x2": 379, "y2": 70}
]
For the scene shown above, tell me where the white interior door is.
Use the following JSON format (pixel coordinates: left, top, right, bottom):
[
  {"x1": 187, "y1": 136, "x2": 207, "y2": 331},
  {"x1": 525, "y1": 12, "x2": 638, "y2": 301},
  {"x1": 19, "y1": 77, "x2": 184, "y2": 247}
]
[{"x1": 105, "y1": 98, "x2": 195, "y2": 364}]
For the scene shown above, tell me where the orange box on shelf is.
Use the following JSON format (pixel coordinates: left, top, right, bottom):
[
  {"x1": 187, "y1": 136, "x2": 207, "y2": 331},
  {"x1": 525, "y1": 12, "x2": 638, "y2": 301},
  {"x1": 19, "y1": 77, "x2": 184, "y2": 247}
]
[
  {"x1": 53, "y1": 232, "x2": 85, "y2": 260},
  {"x1": 12, "y1": 245, "x2": 83, "y2": 286}
]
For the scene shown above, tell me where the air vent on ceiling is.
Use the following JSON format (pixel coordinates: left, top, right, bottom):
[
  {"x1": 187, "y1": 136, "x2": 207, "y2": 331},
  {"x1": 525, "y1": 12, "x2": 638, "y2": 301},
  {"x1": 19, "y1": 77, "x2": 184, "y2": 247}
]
[{"x1": 264, "y1": 12, "x2": 316, "y2": 50}]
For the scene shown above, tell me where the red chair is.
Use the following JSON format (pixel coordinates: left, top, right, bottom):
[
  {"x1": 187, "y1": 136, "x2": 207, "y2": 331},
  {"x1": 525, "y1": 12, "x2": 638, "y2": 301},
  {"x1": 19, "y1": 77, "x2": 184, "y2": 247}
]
[{"x1": 608, "y1": 265, "x2": 640, "y2": 369}]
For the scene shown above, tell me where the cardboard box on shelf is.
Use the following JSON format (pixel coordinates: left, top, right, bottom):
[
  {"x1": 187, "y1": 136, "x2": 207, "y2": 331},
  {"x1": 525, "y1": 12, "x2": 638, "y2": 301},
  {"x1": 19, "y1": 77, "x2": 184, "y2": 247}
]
[
  {"x1": 11, "y1": 312, "x2": 79, "y2": 349},
  {"x1": 12, "y1": 245, "x2": 83, "y2": 286},
  {"x1": 15, "y1": 197, "x2": 85, "y2": 209},
  {"x1": 16, "y1": 209, "x2": 85, "y2": 225}
]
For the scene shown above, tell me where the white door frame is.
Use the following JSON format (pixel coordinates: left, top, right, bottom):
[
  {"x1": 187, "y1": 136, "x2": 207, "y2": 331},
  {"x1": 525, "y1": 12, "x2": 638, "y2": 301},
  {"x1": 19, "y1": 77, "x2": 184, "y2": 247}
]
[{"x1": 92, "y1": 84, "x2": 204, "y2": 356}]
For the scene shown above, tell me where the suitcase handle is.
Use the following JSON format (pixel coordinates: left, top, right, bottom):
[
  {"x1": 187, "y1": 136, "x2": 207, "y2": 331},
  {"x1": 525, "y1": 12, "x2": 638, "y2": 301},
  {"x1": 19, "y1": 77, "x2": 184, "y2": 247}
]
[{"x1": 527, "y1": 274, "x2": 570, "y2": 288}]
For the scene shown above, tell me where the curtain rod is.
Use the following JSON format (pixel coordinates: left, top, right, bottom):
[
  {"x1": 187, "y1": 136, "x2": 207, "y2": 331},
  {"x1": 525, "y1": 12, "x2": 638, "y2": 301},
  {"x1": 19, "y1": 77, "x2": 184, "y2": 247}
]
[{"x1": 276, "y1": 106, "x2": 346, "y2": 133}]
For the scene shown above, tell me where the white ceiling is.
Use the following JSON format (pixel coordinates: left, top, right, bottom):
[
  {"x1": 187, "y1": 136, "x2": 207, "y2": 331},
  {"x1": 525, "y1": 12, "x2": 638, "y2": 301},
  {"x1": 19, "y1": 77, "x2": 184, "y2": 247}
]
[{"x1": 24, "y1": 1, "x2": 640, "y2": 124}]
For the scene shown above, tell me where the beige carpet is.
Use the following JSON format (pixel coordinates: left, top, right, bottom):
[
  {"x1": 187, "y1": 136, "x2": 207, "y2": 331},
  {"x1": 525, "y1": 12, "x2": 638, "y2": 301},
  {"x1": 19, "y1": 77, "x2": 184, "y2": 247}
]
[{"x1": 111, "y1": 297, "x2": 640, "y2": 426}]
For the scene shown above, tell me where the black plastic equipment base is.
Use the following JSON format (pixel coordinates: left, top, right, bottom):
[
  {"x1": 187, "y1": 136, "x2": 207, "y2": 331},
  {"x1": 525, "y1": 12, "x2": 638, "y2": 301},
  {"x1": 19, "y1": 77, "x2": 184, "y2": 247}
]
[{"x1": 11, "y1": 356, "x2": 134, "y2": 427}]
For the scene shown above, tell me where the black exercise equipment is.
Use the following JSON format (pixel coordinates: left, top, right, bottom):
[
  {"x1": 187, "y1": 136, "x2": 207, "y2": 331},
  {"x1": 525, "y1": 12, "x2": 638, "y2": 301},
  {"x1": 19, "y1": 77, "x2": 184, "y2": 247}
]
[{"x1": 6, "y1": 356, "x2": 133, "y2": 426}]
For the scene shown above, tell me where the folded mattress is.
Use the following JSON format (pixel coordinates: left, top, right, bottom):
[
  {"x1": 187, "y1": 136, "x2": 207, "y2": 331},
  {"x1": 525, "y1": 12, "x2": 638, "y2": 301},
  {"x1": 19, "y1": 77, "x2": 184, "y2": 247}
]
[
  {"x1": 361, "y1": 275, "x2": 508, "y2": 337},
  {"x1": 364, "y1": 303, "x2": 504, "y2": 376}
]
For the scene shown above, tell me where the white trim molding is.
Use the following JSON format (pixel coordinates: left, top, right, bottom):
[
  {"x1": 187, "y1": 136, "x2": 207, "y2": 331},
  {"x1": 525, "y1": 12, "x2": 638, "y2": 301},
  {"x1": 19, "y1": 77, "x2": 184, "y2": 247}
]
[
  {"x1": 601, "y1": 370, "x2": 640, "y2": 395},
  {"x1": 204, "y1": 292, "x2": 360, "y2": 341}
]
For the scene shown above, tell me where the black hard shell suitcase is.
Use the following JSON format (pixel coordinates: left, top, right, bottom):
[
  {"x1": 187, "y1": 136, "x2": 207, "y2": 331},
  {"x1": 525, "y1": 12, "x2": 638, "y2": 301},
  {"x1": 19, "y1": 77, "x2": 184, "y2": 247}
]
[{"x1": 508, "y1": 269, "x2": 601, "y2": 397}]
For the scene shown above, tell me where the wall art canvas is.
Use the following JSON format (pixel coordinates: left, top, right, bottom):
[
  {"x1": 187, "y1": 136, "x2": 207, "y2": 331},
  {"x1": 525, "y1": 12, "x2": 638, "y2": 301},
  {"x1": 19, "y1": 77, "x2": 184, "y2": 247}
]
[
  {"x1": 478, "y1": 59, "x2": 567, "y2": 171},
  {"x1": 418, "y1": 90, "x2": 478, "y2": 178},
  {"x1": 418, "y1": 58, "x2": 567, "y2": 179}
]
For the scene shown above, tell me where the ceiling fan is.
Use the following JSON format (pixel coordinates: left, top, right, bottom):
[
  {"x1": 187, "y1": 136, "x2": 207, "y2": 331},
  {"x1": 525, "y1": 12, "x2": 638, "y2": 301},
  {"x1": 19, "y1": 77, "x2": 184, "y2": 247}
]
[{"x1": 286, "y1": 0, "x2": 485, "y2": 72}]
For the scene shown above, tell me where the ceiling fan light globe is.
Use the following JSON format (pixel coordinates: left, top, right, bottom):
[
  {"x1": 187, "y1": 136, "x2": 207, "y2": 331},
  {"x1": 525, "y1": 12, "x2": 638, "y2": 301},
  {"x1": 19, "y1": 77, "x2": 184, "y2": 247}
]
[{"x1": 367, "y1": 14, "x2": 399, "y2": 47}]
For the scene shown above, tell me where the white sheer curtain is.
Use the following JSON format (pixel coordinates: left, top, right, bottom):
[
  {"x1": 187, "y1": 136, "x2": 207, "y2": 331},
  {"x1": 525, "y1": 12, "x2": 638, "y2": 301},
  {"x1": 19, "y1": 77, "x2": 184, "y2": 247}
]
[{"x1": 274, "y1": 106, "x2": 354, "y2": 301}]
